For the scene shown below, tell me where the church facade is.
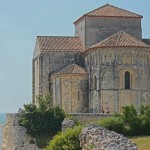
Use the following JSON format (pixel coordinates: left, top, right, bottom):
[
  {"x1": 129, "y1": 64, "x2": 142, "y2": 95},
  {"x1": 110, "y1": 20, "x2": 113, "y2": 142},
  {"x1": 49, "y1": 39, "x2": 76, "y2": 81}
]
[{"x1": 32, "y1": 4, "x2": 150, "y2": 113}]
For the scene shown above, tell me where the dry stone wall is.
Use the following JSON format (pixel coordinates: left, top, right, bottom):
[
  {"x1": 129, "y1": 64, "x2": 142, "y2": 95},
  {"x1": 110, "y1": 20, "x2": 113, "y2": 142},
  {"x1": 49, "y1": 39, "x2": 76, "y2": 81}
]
[{"x1": 2, "y1": 113, "x2": 41, "y2": 150}]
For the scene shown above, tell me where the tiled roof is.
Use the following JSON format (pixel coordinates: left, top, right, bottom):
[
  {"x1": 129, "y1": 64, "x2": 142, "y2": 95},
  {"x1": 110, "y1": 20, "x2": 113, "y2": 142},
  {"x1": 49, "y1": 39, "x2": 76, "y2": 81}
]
[
  {"x1": 87, "y1": 4, "x2": 142, "y2": 18},
  {"x1": 37, "y1": 36, "x2": 83, "y2": 51},
  {"x1": 74, "y1": 4, "x2": 142, "y2": 24},
  {"x1": 88, "y1": 31, "x2": 150, "y2": 49},
  {"x1": 53, "y1": 64, "x2": 87, "y2": 75}
]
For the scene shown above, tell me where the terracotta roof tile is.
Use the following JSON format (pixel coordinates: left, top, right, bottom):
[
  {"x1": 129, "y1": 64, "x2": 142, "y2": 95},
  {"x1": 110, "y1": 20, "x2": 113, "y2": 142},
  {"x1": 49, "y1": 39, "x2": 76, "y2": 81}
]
[
  {"x1": 88, "y1": 31, "x2": 150, "y2": 49},
  {"x1": 87, "y1": 4, "x2": 142, "y2": 18},
  {"x1": 54, "y1": 64, "x2": 87, "y2": 75},
  {"x1": 74, "y1": 4, "x2": 142, "y2": 24},
  {"x1": 37, "y1": 36, "x2": 83, "y2": 51}
]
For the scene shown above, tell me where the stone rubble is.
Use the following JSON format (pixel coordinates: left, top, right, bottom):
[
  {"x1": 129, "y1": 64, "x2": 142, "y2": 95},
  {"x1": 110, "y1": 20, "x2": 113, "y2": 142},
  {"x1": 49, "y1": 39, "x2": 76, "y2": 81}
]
[{"x1": 79, "y1": 124, "x2": 138, "y2": 150}]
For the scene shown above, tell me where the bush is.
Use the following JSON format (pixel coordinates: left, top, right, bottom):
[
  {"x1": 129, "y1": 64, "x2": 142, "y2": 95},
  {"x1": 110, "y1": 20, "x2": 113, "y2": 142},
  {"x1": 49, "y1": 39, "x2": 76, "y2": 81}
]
[
  {"x1": 121, "y1": 105, "x2": 142, "y2": 135},
  {"x1": 97, "y1": 105, "x2": 150, "y2": 136},
  {"x1": 97, "y1": 117, "x2": 125, "y2": 134},
  {"x1": 19, "y1": 105, "x2": 65, "y2": 136},
  {"x1": 44, "y1": 126, "x2": 83, "y2": 150},
  {"x1": 140, "y1": 105, "x2": 150, "y2": 135}
]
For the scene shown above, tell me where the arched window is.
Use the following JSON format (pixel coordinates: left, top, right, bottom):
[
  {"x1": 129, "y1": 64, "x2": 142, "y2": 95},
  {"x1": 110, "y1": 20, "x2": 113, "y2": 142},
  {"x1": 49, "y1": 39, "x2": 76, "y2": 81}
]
[
  {"x1": 102, "y1": 71, "x2": 114, "y2": 89},
  {"x1": 125, "y1": 71, "x2": 130, "y2": 89}
]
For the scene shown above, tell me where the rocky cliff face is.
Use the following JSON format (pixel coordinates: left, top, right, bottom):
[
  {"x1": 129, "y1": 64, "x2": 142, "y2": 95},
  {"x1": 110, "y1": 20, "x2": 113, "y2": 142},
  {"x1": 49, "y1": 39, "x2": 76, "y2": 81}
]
[{"x1": 2, "y1": 113, "x2": 40, "y2": 150}]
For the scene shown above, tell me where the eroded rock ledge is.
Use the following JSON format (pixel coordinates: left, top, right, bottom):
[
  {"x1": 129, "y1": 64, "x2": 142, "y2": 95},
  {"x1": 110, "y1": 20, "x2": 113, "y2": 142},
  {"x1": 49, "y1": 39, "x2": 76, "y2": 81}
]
[{"x1": 79, "y1": 124, "x2": 138, "y2": 150}]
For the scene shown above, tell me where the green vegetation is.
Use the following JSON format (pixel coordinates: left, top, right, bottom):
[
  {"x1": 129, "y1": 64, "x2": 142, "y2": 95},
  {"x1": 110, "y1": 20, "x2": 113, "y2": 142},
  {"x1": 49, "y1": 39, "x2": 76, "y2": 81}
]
[
  {"x1": 19, "y1": 94, "x2": 65, "y2": 148},
  {"x1": 97, "y1": 117, "x2": 125, "y2": 134},
  {"x1": 19, "y1": 101, "x2": 150, "y2": 149},
  {"x1": 97, "y1": 105, "x2": 150, "y2": 136},
  {"x1": 130, "y1": 136, "x2": 150, "y2": 150},
  {"x1": 44, "y1": 126, "x2": 83, "y2": 150}
]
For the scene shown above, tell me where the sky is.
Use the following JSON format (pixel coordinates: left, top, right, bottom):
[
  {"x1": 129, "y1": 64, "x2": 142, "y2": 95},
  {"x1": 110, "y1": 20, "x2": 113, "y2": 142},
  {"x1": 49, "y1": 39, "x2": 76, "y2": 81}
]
[{"x1": 0, "y1": 0, "x2": 150, "y2": 113}]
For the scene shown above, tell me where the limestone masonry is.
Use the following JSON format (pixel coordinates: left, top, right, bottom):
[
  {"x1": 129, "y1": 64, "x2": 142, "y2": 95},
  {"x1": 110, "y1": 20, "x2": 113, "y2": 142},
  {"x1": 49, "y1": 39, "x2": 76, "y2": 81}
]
[
  {"x1": 2, "y1": 114, "x2": 41, "y2": 150},
  {"x1": 32, "y1": 4, "x2": 150, "y2": 113}
]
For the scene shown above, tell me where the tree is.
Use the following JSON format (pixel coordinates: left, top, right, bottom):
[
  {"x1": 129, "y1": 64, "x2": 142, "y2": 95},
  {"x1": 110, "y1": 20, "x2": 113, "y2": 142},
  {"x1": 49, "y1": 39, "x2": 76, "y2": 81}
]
[{"x1": 36, "y1": 93, "x2": 52, "y2": 111}]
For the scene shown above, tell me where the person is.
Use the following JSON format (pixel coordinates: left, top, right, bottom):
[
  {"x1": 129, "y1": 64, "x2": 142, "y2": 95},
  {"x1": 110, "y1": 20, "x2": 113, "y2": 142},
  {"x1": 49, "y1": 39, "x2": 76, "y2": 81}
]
[
  {"x1": 101, "y1": 107, "x2": 104, "y2": 114},
  {"x1": 106, "y1": 107, "x2": 109, "y2": 114}
]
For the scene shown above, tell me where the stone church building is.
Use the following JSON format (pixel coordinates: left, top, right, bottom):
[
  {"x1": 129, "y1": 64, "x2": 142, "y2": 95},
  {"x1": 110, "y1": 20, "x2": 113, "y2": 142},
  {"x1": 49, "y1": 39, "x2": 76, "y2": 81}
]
[{"x1": 32, "y1": 4, "x2": 150, "y2": 113}]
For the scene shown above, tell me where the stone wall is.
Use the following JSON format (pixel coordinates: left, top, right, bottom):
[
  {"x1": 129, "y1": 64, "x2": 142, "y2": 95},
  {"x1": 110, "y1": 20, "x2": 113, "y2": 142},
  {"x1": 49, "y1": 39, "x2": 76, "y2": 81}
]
[
  {"x1": 79, "y1": 124, "x2": 138, "y2": 150},
  {"x1": 85, "y1": 47, "x2": 150, "y2": 113},
  {"x1": 71, "y1": 113, "x2": 112, "y2": 124},
  {"x1": 75, "y1": 17, "x2": 142, "y2": 49},
  {"x1": 51, "y1": 74, "x2": 88, "y2": 113},
  {"x1": 2, "y1": 113, "x2": 41, "y2": 150},
  {"x1": 32, "y1": 51, "x2": 83, "y2": 104}
]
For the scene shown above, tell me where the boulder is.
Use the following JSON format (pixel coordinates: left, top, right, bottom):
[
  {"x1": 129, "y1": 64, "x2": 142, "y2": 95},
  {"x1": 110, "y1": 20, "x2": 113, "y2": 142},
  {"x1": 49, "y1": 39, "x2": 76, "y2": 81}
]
[{"x1": 79, "y1": 124, "x2": 138, "y2": 150}]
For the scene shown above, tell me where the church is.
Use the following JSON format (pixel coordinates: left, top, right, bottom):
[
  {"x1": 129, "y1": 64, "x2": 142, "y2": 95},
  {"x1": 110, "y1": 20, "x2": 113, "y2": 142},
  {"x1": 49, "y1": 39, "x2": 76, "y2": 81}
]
[{"x1": 32, "y1": 4, "x2": 150, "y2": 113}]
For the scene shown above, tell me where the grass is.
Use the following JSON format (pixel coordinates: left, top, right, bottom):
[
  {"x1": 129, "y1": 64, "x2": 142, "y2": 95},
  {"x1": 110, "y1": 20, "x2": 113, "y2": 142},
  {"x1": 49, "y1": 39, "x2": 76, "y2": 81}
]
[{"x1": 130, "y1": 136, "x2": 150, "y2": 150}]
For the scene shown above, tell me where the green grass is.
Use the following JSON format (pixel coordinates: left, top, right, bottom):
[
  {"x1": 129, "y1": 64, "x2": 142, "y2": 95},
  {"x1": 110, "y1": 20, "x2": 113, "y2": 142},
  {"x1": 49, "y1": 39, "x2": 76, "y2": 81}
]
[{"x1": 130, "y1": 136, "x2": 150, "y2": 150}]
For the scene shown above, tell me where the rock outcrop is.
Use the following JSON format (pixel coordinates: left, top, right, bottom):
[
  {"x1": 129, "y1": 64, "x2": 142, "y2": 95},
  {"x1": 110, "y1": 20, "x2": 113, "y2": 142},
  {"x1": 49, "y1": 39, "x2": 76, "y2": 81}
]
[
  {"x1": 61, "y1": 118, "x2": 75, "y2": 132},
  {"x1": 79, "y1": 124, "x2": 138, "y2": 150},
  {"x1": 2, "y1": 113, "x2": 41, "y2": 150}
]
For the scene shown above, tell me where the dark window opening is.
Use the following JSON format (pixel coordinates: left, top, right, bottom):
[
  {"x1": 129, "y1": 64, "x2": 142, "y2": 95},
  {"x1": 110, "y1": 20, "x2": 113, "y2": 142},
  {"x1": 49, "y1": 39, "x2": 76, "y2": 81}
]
[
  {"x1": 125, "y1": 71, "x2": 130, "y2": 89},
  {"x1": 94, "y1": 76, "x2": 97, "y2": 90},
  {"x1": 78, "y1": 91, "x2": 80, "y2": 101}
]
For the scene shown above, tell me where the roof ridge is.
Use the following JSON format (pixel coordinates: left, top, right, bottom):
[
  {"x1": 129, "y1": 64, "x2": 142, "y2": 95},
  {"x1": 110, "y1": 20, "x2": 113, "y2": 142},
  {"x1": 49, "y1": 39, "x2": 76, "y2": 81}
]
[
  {"x1": 116, "y1": 31, "x2": 124, "y2": 45},
  {"x1": 71, "y1": 63, "x2": 76, "y2": 73},
  {"x1": 52, "y1": 63, "x2": 86, "y2": 75},
  {"x1": 85, "y1": 4, "x2": 108, "y2": 15},
  {"x1": 74, "y1": 4, "x2": 142, "y2": 24},
  {"x1": 86, "y1": 4, "x2": 142, "y2": 18},
  {"x1": 87, "y1": 31, "x2": 150, "y2": 50}
]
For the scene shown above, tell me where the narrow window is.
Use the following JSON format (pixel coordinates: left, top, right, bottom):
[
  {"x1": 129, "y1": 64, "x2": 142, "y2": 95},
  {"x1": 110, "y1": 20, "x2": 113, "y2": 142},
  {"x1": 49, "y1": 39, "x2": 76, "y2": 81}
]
[
  {"x1": 78, "y1": 91, "x2": 80, "y2": 101},
  {"x1": 125, "y1": 71, "x2": 130, "y2": 89},
  {"x1": 94, "y1": 76, "x2": 97, "y2": 90}
]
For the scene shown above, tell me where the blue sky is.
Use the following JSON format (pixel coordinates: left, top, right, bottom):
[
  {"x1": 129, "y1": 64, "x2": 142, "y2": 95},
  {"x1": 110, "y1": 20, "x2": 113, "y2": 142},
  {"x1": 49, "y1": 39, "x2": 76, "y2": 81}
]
[{"x1": 0, "y1": 0, "x2": 150, "y2": 113}]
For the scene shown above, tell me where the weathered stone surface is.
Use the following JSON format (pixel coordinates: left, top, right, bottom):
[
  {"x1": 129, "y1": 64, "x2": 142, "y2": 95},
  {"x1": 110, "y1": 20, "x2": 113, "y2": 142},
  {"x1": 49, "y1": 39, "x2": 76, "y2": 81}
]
[
  {"x1": 85, "y1": 47, "x2": 150, "y2": 113},
  {"x1": 2, "y1": 113, "x2": 41, "y2": 150},
  {"x1": 79, "y1": 124, "x2": 138, "y2": 150},
  {"x1": 62, "y1": 118, "x2": 75, "y2": 132},
  {"x1": 51, "y1": 69, "x2": 88, "y2": 113}
]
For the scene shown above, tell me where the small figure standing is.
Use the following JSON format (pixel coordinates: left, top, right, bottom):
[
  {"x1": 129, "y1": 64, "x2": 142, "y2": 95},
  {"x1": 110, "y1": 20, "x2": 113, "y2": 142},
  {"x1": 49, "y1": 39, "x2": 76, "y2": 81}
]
[
  {"x1": 106, "y1": 107, "x2": 109, "y2": 114},
  {"x1": 101, "y1": 107, "x2": 104, "y2": 114}
]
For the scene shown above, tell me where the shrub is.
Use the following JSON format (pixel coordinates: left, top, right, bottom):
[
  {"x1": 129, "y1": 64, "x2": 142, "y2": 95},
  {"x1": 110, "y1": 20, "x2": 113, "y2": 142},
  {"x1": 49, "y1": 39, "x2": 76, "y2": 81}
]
[
  {"x1": 19, "y1": 103, "x2": 65, "y2": 136},
  {"x1": 121, "y1": 105, "x2": 142, "y2": 135},
  {"x1": 19, "y1": 104, "x2": 66, "y2": 148},
  {"x1": 44, "y1": 126, "x2": 83, "y2": 150},
  {"x1": 140, "y1": 105, "x2": 150, "y2": 135},
  {"x1": 97, "y1": 105, "x2": 150, "y2": 136},
  {"x1": 97, "y1": 117, "x2": 125, "y2": 134}
]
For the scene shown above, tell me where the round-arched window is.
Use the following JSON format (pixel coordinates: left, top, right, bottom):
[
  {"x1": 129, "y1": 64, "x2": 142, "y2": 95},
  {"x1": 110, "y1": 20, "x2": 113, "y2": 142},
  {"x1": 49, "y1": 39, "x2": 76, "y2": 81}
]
[{"x1": 125, "y1": 71, "x2": 130, "y2": 89}]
